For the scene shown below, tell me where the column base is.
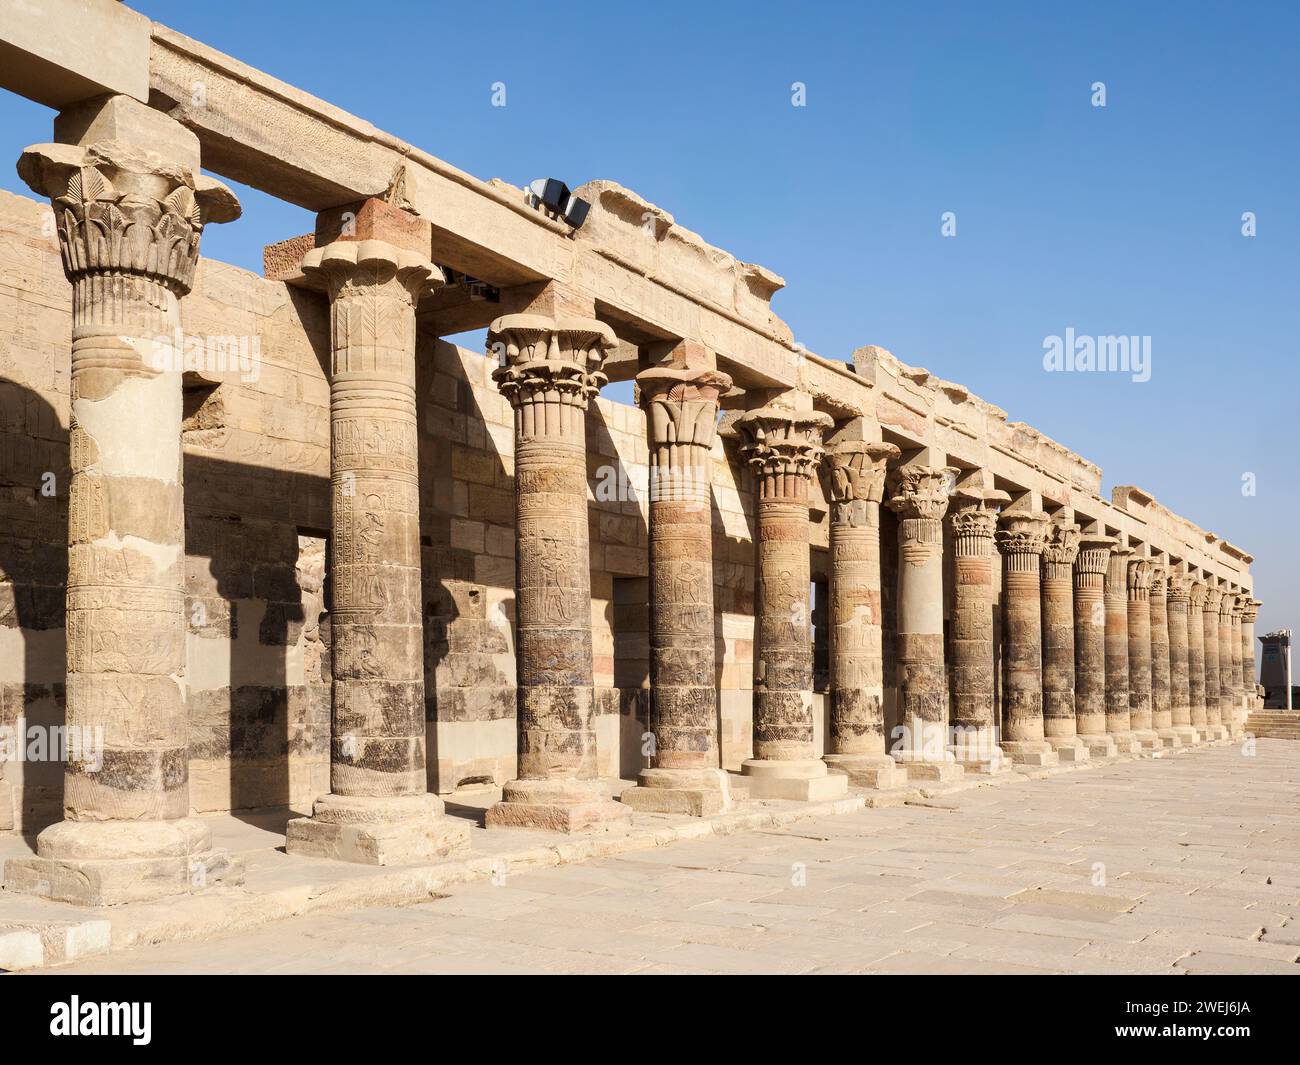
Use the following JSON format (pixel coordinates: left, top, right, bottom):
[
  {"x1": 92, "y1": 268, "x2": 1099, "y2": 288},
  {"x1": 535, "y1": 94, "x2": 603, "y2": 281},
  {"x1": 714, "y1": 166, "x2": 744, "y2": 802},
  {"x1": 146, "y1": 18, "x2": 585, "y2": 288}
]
[
  {"x1": 1107, "y1": 731, "x2": 1139, "y2": 754},
  {"x1": 1079, "y1": 733, "x2": 1119, "y2": 758},
  {"x1": 1157, "y1": 729, "x2": 1183, "y2": 748},
  {"x1": 1205, "y1": 725, "x2": 1230, "y2": 742},
  {"x1": 946, "y1": 745, "x2": 1013, "y2": 775},
  {"x1": 1046, "y1": 736, "x2": 1091, "y2": 763},
  {"x1": 893, "y1": 751, "x2": 967, "y2": 783},
  {"x1": 1171, "y1": 726, "x2": 1200, "y2": 746},
  {"x1": 1000, "y1": 741, "x2": 1060, "y2": 767},
  {"x1": 3, "y1": 818, "x2": 243, "y2": 907},
  {"x1": 486, "y1": 778, "x2": 632, "y2": 833},
  {"x1": 286, "y1": 793, "x2": 470, "y2": 865},
  {"x1": 1133, "y1": 730, "x2": 1164, "y2": 752},
  {"x1": 741, "y1": 759, "x2": 848, "y2": 801},
  {"x1": 618, "y1": 767, "x2": 733, "y2": 817},
  {"x1": 823, "y1": 753, "x2": 911, "y2": 789}
]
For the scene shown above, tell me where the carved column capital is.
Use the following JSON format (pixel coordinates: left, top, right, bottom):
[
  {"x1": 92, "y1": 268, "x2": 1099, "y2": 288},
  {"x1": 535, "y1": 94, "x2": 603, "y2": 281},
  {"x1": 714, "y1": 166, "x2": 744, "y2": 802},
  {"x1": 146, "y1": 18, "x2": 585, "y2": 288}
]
[
  {"x1": 1203, "y1": 585, "x2": 1224, "y2": 614},
  {"x1": 1149, "y1": 564, "x2": 1168, "y2": 598},
  {"x1": 735, "y1": 403, "x2": 833, "y2": 503},
  {"x1": 948, "y1": 488, "x2": 1008, "y2": 558},
  {"x1": 1220, "y1": 591, "x2": 1239, "y2": 618},
  {"x1": 1074, "y1": 535, "x2": 1116, "y2": 590},
  {"x1": 1041, "y1": 520, "x2": 1081, "y2": 580},
  {"x1": 638, "y1": 363, "x2": 731, "y2": 504},
  {"x1": 1167, "y1": 572, "x2": 1194, "y2": 606},
  {"x1": 19, "y1": 140, "x2": 240, "y2": 297},
  {"x1": 1188, "y1": 580, "x2": 1208, "y2": 612},
  {"x1": 1241, "y1": 599, "x2": 1261, "y2": 623},
  {"x1": 1127, "y1": 558, "x2": 1153, "y2": 601},
  {"x1": 886, "y1": 465, "x2": 957, "y2": 521},
  {"x1": 995, "y1": 511, "x2": 1050, "y2": 559},
  {"x1": 303, "y1": 239, "x2": 441, "y2": 303},
  {"x1": 489, "y1": 313, "x2": 616, "y2": 442},
  {"x1": 1105, "y1": 544, "x2": 1134, "y2": 597},
  {"x1": 823, "y1": 440, "x2": 900, "y2": 526}
]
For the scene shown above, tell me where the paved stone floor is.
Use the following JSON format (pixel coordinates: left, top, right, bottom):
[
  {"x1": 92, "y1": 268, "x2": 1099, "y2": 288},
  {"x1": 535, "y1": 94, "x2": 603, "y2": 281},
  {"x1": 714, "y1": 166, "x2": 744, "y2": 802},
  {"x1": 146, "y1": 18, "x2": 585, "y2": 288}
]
[{"x1": 44, "y1": 741, "x2": 1300, "y2": 974}]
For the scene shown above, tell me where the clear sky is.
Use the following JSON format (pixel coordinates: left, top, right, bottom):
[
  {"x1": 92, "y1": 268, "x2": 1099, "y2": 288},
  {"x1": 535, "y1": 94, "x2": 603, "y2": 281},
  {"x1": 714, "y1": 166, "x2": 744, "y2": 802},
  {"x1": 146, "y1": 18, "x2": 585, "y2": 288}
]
[{"x1": 1, "y1": 0, "x2": 1295, "y2": 642}]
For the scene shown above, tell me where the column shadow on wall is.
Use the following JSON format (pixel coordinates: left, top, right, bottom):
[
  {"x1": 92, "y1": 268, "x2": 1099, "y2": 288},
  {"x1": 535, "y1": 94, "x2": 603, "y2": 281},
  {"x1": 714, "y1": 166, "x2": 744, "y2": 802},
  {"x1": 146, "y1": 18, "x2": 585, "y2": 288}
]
[{"x1": 0, "y1": 377, "x2": 68, "y2": 841}]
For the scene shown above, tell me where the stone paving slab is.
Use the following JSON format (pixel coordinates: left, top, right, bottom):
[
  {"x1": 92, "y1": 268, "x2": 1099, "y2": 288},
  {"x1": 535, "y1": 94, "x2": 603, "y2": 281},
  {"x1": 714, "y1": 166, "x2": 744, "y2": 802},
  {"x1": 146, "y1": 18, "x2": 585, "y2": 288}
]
[{"x1": 13, "y1": 740, "x2": 1297, "y2": 974}]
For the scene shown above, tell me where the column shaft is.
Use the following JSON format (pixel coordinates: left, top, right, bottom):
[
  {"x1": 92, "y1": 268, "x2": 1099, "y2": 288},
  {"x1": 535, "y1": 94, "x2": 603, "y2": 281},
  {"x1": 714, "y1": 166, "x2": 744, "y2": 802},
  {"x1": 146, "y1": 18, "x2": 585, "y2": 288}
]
[
  {"x1": 1104, "y1": 546, "x2": 1137, "y2": 751},
  {"x1": 1074, "y1": 537, "x2": 1116, "y2": 755},
  {"x1": 1041, "y1": 521, "x2": 1085, "y2": 760},
  {"x1": 1187, "y1": 581, "x2": 1209, "y2": 735},
  {"x1": 1166, "y1": 573, "x2": 1197, "y2": 744},
  {"x1": 1203, "y1": 585, "x2": 1224, "y2": 736},
  {"x1": 1126, "y1": 558, "x2": 1159, "y2": 750},
  {"x1": 1150, "y1": 566, "x2": 1174, "y2": 742},
  {"x1": 997, "y1": 511, "x2": 1056, "y2": 765}
]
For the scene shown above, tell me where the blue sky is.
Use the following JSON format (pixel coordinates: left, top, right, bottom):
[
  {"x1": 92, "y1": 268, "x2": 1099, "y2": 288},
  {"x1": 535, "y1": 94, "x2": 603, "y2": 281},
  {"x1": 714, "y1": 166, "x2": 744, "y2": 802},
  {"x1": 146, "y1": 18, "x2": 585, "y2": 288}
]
[{"x1": 1, "y1": 0, "x2": 1295, "y2": 639}]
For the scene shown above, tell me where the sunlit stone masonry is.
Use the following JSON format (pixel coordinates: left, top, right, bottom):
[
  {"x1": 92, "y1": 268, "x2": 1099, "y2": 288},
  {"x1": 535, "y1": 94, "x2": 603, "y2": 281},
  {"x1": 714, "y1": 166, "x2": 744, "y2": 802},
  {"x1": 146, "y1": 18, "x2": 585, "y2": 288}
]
[{"x1": 0, "y1": 2, "x2": 1265, "y2": 899}]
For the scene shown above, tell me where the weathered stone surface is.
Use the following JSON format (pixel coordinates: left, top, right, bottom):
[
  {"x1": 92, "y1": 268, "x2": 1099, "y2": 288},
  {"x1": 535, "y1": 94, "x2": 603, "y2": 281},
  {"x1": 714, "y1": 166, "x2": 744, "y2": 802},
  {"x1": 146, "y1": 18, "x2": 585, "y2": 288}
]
[
  {"x1": 996, "y1": 510, "x2": 1056, "y2": 766},
  {"x1": 1104, "y1": 545, "x2": 1138, "y2": 752}
]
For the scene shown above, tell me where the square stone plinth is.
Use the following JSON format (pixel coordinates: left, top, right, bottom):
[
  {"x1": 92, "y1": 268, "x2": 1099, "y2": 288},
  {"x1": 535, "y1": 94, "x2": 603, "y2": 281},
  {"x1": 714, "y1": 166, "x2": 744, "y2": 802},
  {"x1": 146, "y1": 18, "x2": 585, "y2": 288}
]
[
  {"x1": 1134, "y1": 732, "x2": 1164, "y2": 752},
  {"x1": 1046, "y1": 739, "x2": 1090, "y2": 763},
  {"x1": 285, "y1": 793, "x2": 471, "y2": 865},
  {"x1": 896, "y1": 758, "x2": 966, "y2": 784},
  {"x1": 1000, "y1": 742, "x2": 1060, "y2": 767},
  {"x1": 486, "y1": 778, "x2": 632, "y2": 833},
  {"x1": 824, "y1": 753, "x2": 911, "y2": 789},
  {"x1": 4, "y1": 819, "x2": 243, "y2": 908},
  {"x1": 1173, "y1": 726, "x2": 1200, "y2": 746},
  {"x1": 741, "y1": 759, "x2": 848, "y2": 801},
  {"x1": 1109, "y1": 732, "x2": 1139, "y2": 754},
  {"x1": 618, "y1": 768, "x2": 733, "y2": 817},
  {"x1": 0, "y1": 780, "x2": 13, "y2": 832},
  {"x1": 1080, "y1": 734, "x2": 1118, "y2": 757}
]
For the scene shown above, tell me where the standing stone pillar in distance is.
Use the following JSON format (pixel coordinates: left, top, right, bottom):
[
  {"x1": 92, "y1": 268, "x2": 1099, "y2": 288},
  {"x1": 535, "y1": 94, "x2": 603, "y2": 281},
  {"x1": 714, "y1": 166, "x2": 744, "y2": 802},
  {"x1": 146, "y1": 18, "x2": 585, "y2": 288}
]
[
  {"x1": 1149, "y1": 565, "x2": 1178, "y2": 747},
  {"x1": 285, "y1": 240, "x2": 470, "y2": 863},
  {"x1": 1041, "y1": 520, "x2": 1088, "y2": 762},
  {"x1": 4, "y1": 114, "x2": 243, "y2": 905},
  {"x1": 736, "y1": 403, "x2": 846, "y2": 801},
  {"x1": 1126, "y1": 557, "x2": 1161, "y2": 751},
  {"x1": 1166, "y1": 570, "x2": 1199, "y2": 745},
  {"x1": 485, "y1": 313, "x2": 630, "y2": 831},
  {"x1": 1186, "y1": 579, "x2": 1210, "y2": 739},
  {"x1": 1105, "y1": 545, "x2": 1139, "y2": 752},
  {"x1": 1074, "y1": 535, "x2": 1118, "y2": 756},
  {"x1": 1220, "y1": 592, "x2": 1241, "y2": 737},
  {"x1": 996, "y1": 511, "x2": 1058, "y2": 766},
  {"x1": 947, "y1": 488, "x2": 1012, "y2": 773},
  {"x1": 1202, "y1": 582, "x2": 1227, "y2": 740},
  {"x1": 619, "y1": 355, "x2": 734, "y2": 816},
  {"x1": 887, "y1": 465, "x2": 963, "y2": 782},
  {"x1": 1241, "y1": 598, "x2": 1262, "y2": 711},
  {"x1": 820, "y1": 438, "x2": 909, "y2": 788}
]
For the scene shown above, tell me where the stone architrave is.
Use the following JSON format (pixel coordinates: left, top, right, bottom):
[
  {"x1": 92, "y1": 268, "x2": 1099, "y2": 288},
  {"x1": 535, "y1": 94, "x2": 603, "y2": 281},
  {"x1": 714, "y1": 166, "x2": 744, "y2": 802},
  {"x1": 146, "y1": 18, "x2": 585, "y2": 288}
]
[
  {"x1": 1220, "y1": 591, "x2": 1241, "y2": 737},
  {"x1": 1149, "y1": 564, "x2": 1178, "y2": 747},
  {"x1": 1104, "y1": 545, "x2": 1139, "y2": 753},
  {"x1": 285, "y1": 239, "x2": 470, "y2": 864},
  {"x1": 619, "y1": 355, "x2": 734, "y2": 816},
  {"x1": 819, "y1": 438, "x2": 909, "y2": 788},
  {"x1": 1202, "y1": 582, "x2": 1227, "y2": 740},
  {"x1": 735, "y1": 402, "x2": 846, "y2": 801},
  {"x1": 1186, "y1": 579, "x2": 1210, "y2": 739},
  {"x1": 1074, "y1": 534, "x2": 1118, "y2": 757},
  {"x1": 887, "y1": 465, "x2": 964, "y2": 783},
  {"x1": 1041, "y1": 520, "x2": 1088, "y2": 762},
  {"x1": 947, "y1": 487, "x2": 1012, "y2": 773},
  {"x1": 484, "y1": 313, "x2": 631, "y2": 831},
  {"x1": 4, "y1": 119, "x2": 245, "y2": 905},
  {"x1": 1126, "y1": 557, "x2": 1161, "y2": 751},
  {"x1": 1241, "y1": 599, "x2": 1262, "y2": 710},
  {"x1": 996, "y1": 510, "x2": 1058, "y2": 766},
  {"x1": 1166, "y1": 570, "x2": 1199, "y2": 745}
]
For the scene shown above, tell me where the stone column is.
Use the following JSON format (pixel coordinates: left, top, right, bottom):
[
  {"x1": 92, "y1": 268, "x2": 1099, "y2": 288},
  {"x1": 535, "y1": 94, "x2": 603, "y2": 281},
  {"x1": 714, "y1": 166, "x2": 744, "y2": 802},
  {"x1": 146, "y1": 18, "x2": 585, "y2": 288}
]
[
  {"x1": 1149, "y1": 564, "x2": 1178, "y2": 747},
  {"x1": 996, "y1": 511, "x2": 1058, "y2": 766},
  {"x1": 820, "y1": 437, "x2": 909, "y2": 788},
  {"x1": 618, "y1": 354, "x2": 734, "y2": 816},
  {"x1": 1104, "y1": 545, "x2": 1139, "y2": 752},
  {"x1": 1126, "y1": 557, "x2": 1161, "y2": 751},
  {"x1": 284, "y1": 239, "x2": 469, "y2": 863},
  {"x1": 947, "y1": 488, "x2": 1012, "y2": 773},
  {"x1": 1166, "y1": 570, "x2": 1199, "y2": 745},
  {"x1": 1074, "y1": 535, "x2": 1118, "y2": 756},
  {"x1": 1186, "y1": 579, "x2": 1210, "y2": 739},
  {"x1": 887, "y1": 465, "x2": 963, "y2": 782},
  {"x1": 1041, "y1": 520, "x2": 1088, "y2": 762},
  {"x1": 1220, "y1": 591, "x2": 1241, "y2": 737},
  {"x1": 4, "y1": 102, "x2": 244, "y2": 905},
  {"x1": 485, "y1": 313, "x2": 630, "y2": 831},
  {"x1": 1202, "y1": 582, "x2": 1226, "y2": 740},
  {"x1": 736, "y1": 402, "x2": 846, "y2": 801},
  {"x1": 1241, "y1": 598, "x2": 1261, "y2": 711}
]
